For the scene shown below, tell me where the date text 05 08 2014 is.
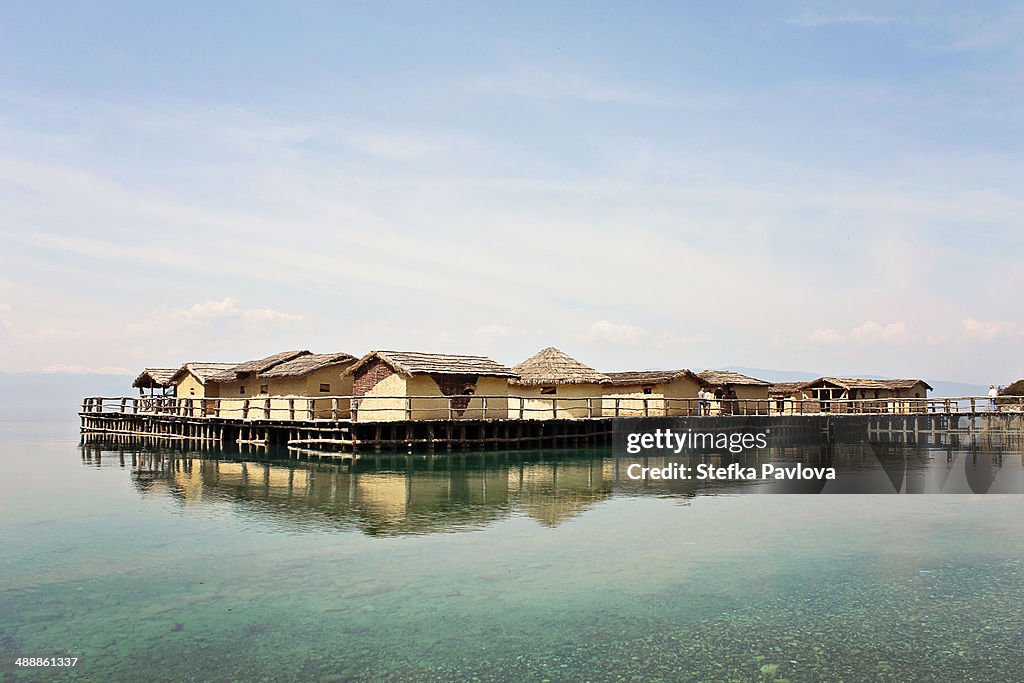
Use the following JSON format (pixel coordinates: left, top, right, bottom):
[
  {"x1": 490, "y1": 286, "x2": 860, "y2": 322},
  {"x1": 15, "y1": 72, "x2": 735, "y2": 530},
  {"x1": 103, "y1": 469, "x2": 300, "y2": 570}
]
[{"x1": 15, "y1": 657, "x2": 79, "y2": 667}]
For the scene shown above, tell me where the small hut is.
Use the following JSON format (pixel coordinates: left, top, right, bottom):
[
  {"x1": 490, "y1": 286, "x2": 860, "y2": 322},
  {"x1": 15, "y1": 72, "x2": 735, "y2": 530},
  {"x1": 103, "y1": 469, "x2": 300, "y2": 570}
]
[
  {"x1": 344, "y1": 350, "x2": 516, "y2": 422},
  {"x1": 800, "y1": 377, "x2": 932, "y2": 413},
  {"x1": 207, "y1": 350, "x2": 311, "y2": 418},
  {"x1": 257, "y1": 352, "x2": 358, "y2": 418},
  {"x1": 697, "y1": 370, "x2": 771, "y2": 415},
  {"x1": 131, "y1": 368, "x2": 178, "y2": 396},
  {"x1": 767, "y1": 381, "x2": 811, "y2": 415},
  {"x1": 170, "y1": 363, "x2": 240, "y2": 399},
  {"x1": 509, "y1": 348, "x2": 610, "y2": 419},
  {"x1": 601, "y1": 369, "x2": 705, "y2": 416}
]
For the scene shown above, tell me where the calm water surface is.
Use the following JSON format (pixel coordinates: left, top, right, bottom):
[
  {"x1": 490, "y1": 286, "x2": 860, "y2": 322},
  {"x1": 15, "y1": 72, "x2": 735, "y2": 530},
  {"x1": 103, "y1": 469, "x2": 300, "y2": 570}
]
[{"x1": 1, "y1": 421, "x2": 1023, "y2": 682}]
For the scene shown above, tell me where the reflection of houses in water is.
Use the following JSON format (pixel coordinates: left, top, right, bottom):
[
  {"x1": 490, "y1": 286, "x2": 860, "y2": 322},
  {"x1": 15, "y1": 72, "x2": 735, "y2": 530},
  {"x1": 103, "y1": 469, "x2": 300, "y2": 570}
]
[
  {"x1": 509, "y1": 460, "x2": 614, "y2": 526},
  {"x1": 107, "y1": 447, "x2": 614, "y2": 536}
]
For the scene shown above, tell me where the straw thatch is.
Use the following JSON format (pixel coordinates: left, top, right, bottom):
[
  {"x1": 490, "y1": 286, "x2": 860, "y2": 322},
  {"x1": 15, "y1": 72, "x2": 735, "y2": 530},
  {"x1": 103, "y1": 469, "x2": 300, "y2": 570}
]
[
  {"x1": 131, "y1": 368, "x2": 178, "y2": 389},
  {"x1": 170, "y1": 363, "x2": 240, "y2": 385},
  {"x1": 602, "y1": 369, "x2": 702, "y2": 387},
  {"x1": 345, "y1": 350, "x2": 517, "y2": 378},
  {"x1": 510, "y1": 348, "x2": 610, "y2": 386},
  {"x1": 801, "y1": 377, "x2": 933, "y2": 391},
  {"x1": 259, "y1": 352, "x2": 357, "y2": 378},
  {"x1": 698, "y1": 370, "x2": 770, "y2": 387},
  {"x1": 768, "y1": 381, "x2": 807, "y2": 396},
  {"x1": 209, "y1": 350, "x2": 310, "y2": 382}
]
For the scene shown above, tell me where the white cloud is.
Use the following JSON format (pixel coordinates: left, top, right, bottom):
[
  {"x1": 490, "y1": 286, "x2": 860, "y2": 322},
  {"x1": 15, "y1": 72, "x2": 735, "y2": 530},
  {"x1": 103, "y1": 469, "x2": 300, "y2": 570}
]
[
  {"x1": 851, "y1": 321, "x2": 913, "y2": 345},
  {"x1": 809, "y1": 328, "x2": 843, "y2": 344},
  {"x1": 961, "y1": 318, "x2": 1024, "y2": 341},
  {"x1": 178, "y1": 298, "x2": 302, "y2": 324},
  {"x1": 586, "y1": 320, "x2": 647, "y2": 345}
]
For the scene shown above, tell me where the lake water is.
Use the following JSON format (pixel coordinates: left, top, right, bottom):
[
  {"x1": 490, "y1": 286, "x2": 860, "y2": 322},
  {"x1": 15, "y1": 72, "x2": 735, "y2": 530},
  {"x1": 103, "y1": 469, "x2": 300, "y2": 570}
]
[{"x1": 2, "y1": 421, "x2": 1023, "y2": 681}]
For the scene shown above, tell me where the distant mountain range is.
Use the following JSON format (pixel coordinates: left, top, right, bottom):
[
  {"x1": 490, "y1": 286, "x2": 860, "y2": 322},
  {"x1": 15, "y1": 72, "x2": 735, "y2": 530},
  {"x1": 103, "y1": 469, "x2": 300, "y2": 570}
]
[{"x1": 717, "y1": 366, "x2": 989, "y2": 398}]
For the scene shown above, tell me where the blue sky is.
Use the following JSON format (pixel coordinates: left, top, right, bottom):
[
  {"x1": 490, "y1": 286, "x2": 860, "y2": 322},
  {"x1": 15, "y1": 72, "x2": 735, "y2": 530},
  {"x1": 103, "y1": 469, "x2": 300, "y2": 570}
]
[{"x1": 1, "y1": 1, "x2": 1022, "y2": 383}]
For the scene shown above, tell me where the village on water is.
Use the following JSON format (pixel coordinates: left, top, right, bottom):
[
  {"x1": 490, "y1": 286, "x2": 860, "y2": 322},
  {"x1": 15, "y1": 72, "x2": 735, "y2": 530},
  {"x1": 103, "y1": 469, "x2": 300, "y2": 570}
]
[{"x1": 116, "y1": 346, "x2": 936, "y2": 422}]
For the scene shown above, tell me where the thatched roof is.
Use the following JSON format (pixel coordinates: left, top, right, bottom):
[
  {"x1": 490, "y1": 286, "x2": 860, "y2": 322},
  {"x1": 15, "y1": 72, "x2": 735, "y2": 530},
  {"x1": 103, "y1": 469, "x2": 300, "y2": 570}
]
[
  {"x1": 345, "y1": 350, "x2": 517, "y2": 378},
  {"x1": 510, "y1": 348, "x2": 610, "y2": 386},
  {"x1": 131, "y1": 368, "x2": 178, "y2": 389},
  {"x1": 768, "y1": 381, "x2": 807, "y2": 396},
  {"x1": 602, "y1": 369, "x2": 702, "y2": 387},
  {"x1": 170, "y1": 363, "x2": 240, "y2": 385},
  {"x1": 259, "y1": 352, "x2": 357, "y2": 378},
  {"x1": 698, "y1": 370, "x2": 770, "y2": 387},
  {"x1": 802, "y1": 377, "x2": 933, "y2": 391},
  {"x1": 209, "y1": 350, "x2": 310, "y2": 382}
]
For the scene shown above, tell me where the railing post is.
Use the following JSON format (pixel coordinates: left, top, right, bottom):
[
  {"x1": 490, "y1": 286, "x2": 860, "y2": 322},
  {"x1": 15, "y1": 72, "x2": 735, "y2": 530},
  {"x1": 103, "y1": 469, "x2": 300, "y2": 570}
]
[
  {"x1": 586, "y1": 396, "x2": 593, "y2": 418},
  {"x1": 243, "y1": 398, "x2": 250, "y2": 419},
  {"x1": 482, "y1": 395, "x2": 488, "y2": 419},
  {"x1": 407, "y1": 396, "x2": 414, "y2": 421},
  {"x1": 331, "y1": 397, "x2": 339, "y2": 420},
  {"x1": 305, "y1": 398, "x2": 312, "y2": 420},
  {"x1": 518, "y1": 397, "x2": 524, "y2": 420}
]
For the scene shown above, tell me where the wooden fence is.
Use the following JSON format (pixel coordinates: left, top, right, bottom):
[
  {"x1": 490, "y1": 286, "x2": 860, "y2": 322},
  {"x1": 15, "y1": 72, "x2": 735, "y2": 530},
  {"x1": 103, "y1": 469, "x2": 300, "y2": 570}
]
[{"x1": 79, "y1": 395, "x2": 1024, "y2": 422}]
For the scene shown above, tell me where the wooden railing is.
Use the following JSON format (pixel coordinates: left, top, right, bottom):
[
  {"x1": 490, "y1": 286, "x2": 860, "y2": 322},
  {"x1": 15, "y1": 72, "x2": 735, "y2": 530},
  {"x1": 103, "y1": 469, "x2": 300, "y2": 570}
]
[{"x1": 79, "y1": 395, "x2": 1024, "y2": 422}]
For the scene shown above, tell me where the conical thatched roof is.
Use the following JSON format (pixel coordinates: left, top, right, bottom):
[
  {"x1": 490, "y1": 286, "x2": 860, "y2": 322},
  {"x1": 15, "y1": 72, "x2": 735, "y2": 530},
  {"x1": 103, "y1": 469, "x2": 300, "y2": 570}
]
[{"x1": 510, "y1": 347, "x2": 610, "y2": 386}]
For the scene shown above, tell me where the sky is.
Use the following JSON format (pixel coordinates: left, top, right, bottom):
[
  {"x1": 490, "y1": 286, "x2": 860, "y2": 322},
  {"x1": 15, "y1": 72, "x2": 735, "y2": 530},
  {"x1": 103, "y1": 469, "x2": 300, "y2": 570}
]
[{"x1": 1, "y1": 1, "x2": 1022, "y2": 384}]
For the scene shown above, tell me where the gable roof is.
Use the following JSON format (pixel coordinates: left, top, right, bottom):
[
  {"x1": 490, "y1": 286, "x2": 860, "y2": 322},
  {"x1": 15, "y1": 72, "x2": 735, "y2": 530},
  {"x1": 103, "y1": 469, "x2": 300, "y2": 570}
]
[
  {"x1": 170, "y1": 362, "x2": 241, "y2": 385},
  {"x1": 209, "y1": 350, "x2": 310, "y2": 382},
  {"x1": 768, "y1": 381, "x2": 807, "y2": 396},
  {"x1": 345, "y1": 350, "x2": 516, "y2": 378},
  {"x1": 131, "y1": 368, "x2": 178, "y2": 389},
  {"x1": 259, "y1": 352, "x2": 357, "y2": 378},
  {"x1": 801, "y1": 377, "x2": 933, "y2": 391},
  {"x1": 510, "y1": 347, "x2": 610, "y2": 386},
  {"x1": 602, "y1": 369, "x2": 702, "y2": 387},
  {"x1": 698, "y1": 370, "x2": 770, "y2": 387}
]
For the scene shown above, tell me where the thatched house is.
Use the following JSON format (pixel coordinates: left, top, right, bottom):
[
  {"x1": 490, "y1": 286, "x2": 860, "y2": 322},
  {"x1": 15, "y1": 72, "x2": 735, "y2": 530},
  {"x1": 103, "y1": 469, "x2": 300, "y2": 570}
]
[
  {"x1": 131, "y1": 368, "x2": 178, "y2": 396},
  {"x1": 509, "y1": 347, "x2": 609, "y2": 419},
  {"x1": 800, "y1": 377, "x2": 932, "y2": 413},
  {"x1": 697, "y1": 370, "x2": 771, "y2": 414},
  {"x1": 601, "y1": 369, "x2": 705, "y2": 416},
  {"x1": 170, "y1": 363, "x2": 240, "y2": 399},
  {"x1": 344, "y1": 350, "x2": 516, "y2": 421},
  {"x1": 767, "y1": 381, "x2": 811, "y2": 414},
  {"x1": 207, "y1": 350, "x2": 311, "y2": 418},
  {"x1": 257, "y1": 352, "x2": 358, "y2": 418}
]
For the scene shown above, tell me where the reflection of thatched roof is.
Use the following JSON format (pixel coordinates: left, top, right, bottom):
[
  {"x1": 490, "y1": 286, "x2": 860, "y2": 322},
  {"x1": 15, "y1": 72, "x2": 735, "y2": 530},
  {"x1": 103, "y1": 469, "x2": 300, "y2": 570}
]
[
  {"x1": 510, "y1": 348, "x2": 610, "y2": 386},
  {"x1": 260, "y1": 352, "x2": 357, "y2": 378},
  {"x1": 345, "y1": 351, "x2": 516, "y2": 378},
  {"x1": 602, "y1": 369, "x2": 702, "y2": 387},
  {"x1": 131, "y1": 368, "x2": 178, "y2": 388},
  {"x1": 698, "y1": 370, "x2": 770, "y2": 387},
  {"x1": 210, "y1": 350, "x2": 310, "y2": 381},
  {"x1": 802, "y1": 377, "x2": 932, "y2": 391},
  {"x1": 170, "y1": 363, "x2": 240, "y2": 385}
]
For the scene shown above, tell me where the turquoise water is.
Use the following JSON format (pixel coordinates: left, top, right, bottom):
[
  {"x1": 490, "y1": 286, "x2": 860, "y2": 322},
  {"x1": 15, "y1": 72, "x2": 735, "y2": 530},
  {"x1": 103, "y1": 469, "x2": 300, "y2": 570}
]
[{"x1": 2, "y1": 422, "x2": 1023, "y2": 682}]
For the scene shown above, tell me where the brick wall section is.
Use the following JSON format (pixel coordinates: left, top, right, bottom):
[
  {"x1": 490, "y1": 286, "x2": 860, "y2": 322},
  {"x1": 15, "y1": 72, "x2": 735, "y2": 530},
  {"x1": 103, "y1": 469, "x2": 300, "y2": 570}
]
[
  {"x1": 353, "y1": 359, "x2": 396, "y2": 396},
  {"x1": 431, "y1": 373, "x2": 479, "y2": 412}
]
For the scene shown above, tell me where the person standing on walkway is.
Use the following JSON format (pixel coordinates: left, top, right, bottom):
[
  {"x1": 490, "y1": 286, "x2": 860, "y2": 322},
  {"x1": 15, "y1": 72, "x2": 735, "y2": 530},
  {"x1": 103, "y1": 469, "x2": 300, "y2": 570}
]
[{"x1": 989, "y1": 384, "x2": 999, "y2": 411}]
